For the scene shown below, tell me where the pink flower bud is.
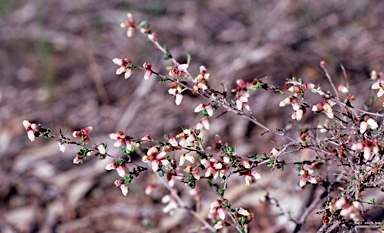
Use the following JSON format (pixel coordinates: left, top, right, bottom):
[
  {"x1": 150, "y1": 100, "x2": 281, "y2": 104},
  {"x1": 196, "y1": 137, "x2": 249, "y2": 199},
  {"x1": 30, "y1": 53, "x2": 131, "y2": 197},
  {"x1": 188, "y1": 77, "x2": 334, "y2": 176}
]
[
  {"x1": 320, "y1": 60, "x2": 327, "y2": 68},
  {"x1": 145, "y1": 184, "x2": 157, "y2": 195},
  {"x1": 241, "y1": 159, "x2": 251, "y2": 169},
  {"x1": 337, "y1": 84, "x2": 349, "y2": 93}
]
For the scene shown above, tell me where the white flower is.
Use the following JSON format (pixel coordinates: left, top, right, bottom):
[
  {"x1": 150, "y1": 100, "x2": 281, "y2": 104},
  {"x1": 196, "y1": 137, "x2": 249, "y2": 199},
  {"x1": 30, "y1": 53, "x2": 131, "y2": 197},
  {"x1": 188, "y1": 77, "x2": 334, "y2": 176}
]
[
  {"x1": 371, "y1": 80, "x2": 384, "y2": 97},
  {"x1": 238, "y1": 208, "x2": 250, "y2": 216},
  {"x1": 279, "y1": 97, "x2": 291, "y2": 107},
  {"x1": 58, "y1": 143, "x2": 66, "y2": 153},
  {"x1": 337, "y1": 84, "x2": 349, "y2": 93}
]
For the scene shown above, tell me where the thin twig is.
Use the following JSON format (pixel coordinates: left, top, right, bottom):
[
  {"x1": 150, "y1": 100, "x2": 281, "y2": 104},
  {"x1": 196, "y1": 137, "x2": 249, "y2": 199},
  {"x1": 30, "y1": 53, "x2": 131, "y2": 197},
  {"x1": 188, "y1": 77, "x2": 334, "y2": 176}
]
[{"x1": 157, "y1": 173, "x2": 216, "y2": 232}]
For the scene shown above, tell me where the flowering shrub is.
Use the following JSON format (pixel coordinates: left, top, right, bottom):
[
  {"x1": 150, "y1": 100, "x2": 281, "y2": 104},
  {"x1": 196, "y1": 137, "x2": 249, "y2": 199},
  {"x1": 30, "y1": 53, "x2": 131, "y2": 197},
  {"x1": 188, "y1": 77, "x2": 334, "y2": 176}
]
[{"x1": 23, "y1": 13, "x2": 384, "y2": 232}]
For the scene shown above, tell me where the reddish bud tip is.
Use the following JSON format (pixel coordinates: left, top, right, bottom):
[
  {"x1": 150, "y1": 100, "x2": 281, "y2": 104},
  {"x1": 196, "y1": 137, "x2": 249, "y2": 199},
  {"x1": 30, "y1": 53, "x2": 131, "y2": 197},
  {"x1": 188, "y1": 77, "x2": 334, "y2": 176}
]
[{"x1": 320, "y1": 60, "x2": 327, "y2": 68}]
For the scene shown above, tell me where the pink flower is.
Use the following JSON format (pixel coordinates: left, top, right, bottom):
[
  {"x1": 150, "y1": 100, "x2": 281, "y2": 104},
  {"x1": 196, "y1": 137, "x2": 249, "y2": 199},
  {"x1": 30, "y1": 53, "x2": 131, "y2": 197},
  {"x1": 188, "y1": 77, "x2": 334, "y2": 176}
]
[
  {"x1": 287, "y1": 83, "x2": 315, "y2": 97},
  {"x1": 168, "y1": 83, "x2": 184, "y2": 105},
  {"x1": 145, "y1": 184, "x2": 157, "y2": 195},
  {"x1": 208, "y1": 200, "x2": 226, "y2": 221},
  {"x1": 106, "y1": 161, "x2": 129, "y2": 177},
  {"x1": 85, "y1": 143, "x2": 107, "y2": 157},
  {"x1": 147, "y1": 31, "x2": 158, "y2": 41},
  {"x1": 73, "y1": 155, "x2": 84, "y2": 164},
  {"x1": 184, "y1": 166, "x2": 201, "y2": 180},
  {"x1": 235, "y1": 79, "x2": 253, "y2": 90},
  {"x1": 360, "y1": 118, "x2": 378, "y2": 134},
  {"x1": 241, "y1": 159, "x2": 251, "y2": 169},
  {"x1": 168, "y1": 136, "x2": 178, "y2": 147},
  {"x1": 142, "y1": 62, "x2": 152, "y2": 80},
  {"x1": 279, "y1": 98, "x2": 305, "y2": 121},
  {"x1": 299, "y1": 169, "x2": 317, "y2": 187},
  {"x1": 140, "y1": 134, "x2": 152, "y2": 141},
  {"x1": 245, "y1": 170, "x2": 262, "y2": 186},
  {"x1": 339, "y1": 201, "x2": 362, "y2": 222},
  {"x1": 196, "y1": 117, "x2": 210, "y2": 130},
  {"x1": 179, "y1": 153, "x2": 195, "y2": 166},
  {"x1": 169, "y1": 64, "x2": 189, "y2": 77},
  {"x1": 291, "y1": 108, "x2": 305, "y2": 121},
  {"x1": 329, "y1": 197, "x2": 362, "y2": 222},
  {"x1": 236, "y1": 90, "x2": 250, "y2": 111},
  {"x1": 177, "y1": 129, "x2": 199, "y2": 147},
  {"x1": 338, "y1": 84, "x2": 349, "y2": 93},
  {"x1": 201, "y1": 158, "x2": 226, "y2": 179},
  {"x1": 194, "y1": 103, "x2": 214, "y2": 117},
  {"x1": 72, "y1": 126, "x2": 93, "y2": 143},
  {"x1": 110, "y1": 131, "x2": 132, "y2": 150},
  {"x1": 114, "y1": 179, "x2": 129, "y2": 196},
  {"x1": 193, "y1": 66, "x2": 210, "y2": 92},
  {"x1": 312, "y1": 101, "x2": 334, "y2": 119},
  {"x1": 112, "y1": 58, "x2": 134, "y2": 79},
  {"x1": 22, "y1": 120, "x2": 40, "y2": 141},
  {"x1": 351, "y1": 140, "x2": 379, "y2": 161},
  {"x1": 120, "y1": 13, "x2": 136, "y2": 38},
  {"x1": 142, "y1": 146, "x2": 170, "y2": 172}
]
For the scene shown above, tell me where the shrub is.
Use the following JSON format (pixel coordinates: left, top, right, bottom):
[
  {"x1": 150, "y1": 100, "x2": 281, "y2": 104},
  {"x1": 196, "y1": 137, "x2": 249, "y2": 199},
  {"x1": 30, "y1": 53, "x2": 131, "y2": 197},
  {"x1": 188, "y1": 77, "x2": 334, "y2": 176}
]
[{"x1": 23, "y1": 13, "x2": 384, "y2": 232}]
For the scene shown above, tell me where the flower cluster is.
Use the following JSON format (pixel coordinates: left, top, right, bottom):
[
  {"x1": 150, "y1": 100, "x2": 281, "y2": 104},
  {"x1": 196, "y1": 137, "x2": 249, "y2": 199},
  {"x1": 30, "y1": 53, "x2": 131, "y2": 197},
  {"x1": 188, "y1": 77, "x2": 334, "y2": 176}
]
[
  {"x1": 279, "y1": 97, "x2": 305, "y2": 121},
  {"x1": 72, "y1": 126, "x2": 93, "y2": 143},
  {"x1": 208, "y1": 199, "x2": 227, "y2": 229},
  {"x1": 193, "y1": 65, "x2": 210, "y2": 93},
  {"x1": 169, "y1": 64, "x2": 189, "y2": 78},
  {"x1": 168, "y1": 83, "x2": 184, "y2": 105},
  {"x1": 112, "y1": 58, "x2": 134, "y2": 79},
  {"x1": 142, "y1": 146, "x2": 170, "y2": 172},
  {"x1": 285, "y1": 79, "x2": 315, "y2": 98},
  {"x1": 120, "y1": 13, "x2": 136, "y2": 37},
  {"x1": 351, "y1": 139, "x2": 380, "y2": 161},
  {"x1": 110, "y1": 131, "x2": 133, "y2": 150},
  {"x1": 244, "y1": 170, "x2": 262, "y2": 186},
  {"x1": 299, "y1": 168, "x2": 317, "y2": 187},
  {"x1": 201, "y1": 158, "x2": 226, "y2": 179},
  {"x1": 22, "y1": 120, "x2": 40, "y2": 141},
  {"x1": 312, "y1": 101, "x2": 335, "y2": 119},
  {"x1": 329, "y1": 197, "x2": 362, "y2": 222},
  {"x1": 231, "y1": 79, "x2": 259, "y2": 111}
]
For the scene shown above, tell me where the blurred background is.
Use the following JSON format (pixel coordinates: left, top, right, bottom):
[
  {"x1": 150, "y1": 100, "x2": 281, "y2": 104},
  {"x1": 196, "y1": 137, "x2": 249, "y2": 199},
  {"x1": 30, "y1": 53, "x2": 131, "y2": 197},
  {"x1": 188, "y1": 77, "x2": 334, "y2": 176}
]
[{"x1": 1, "y1": 0, "x2": 384, "y2": 232}]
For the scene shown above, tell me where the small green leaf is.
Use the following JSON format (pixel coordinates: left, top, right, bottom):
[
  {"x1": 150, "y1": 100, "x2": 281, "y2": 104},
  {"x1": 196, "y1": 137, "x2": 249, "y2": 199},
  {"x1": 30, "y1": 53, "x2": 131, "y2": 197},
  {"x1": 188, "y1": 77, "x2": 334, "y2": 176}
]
[
  {"x1": 164, "y1": 53, "x2": 171, "y2": 60},
  {"x1": 267, "y1": 158, "x2": 275, "y2": 168},
  {"x1": 217, "y1": 187, "x2": 225, "y2": 196},
  {"x1": 124, "y1": 175, "x2": 132, "y2": 185},
  {"x1": 369, "y1": 198, "x2": 375, "y2": 204},
  {"x1": 188, "y1": 179, "x2": 196, "y2": 189},
  {"x1": 158, "y1": 169, "x2": 164, "y2": 177},
  {"x1": 250, "y1": 153, "x2": 258, "y2": 161},
  {"x1": 140, "y1": 21, "x2": 147, "y2": 28},
  {"x1": 239, "y1": 216, "x2": 246, "y2": 225}
]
